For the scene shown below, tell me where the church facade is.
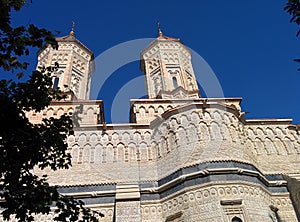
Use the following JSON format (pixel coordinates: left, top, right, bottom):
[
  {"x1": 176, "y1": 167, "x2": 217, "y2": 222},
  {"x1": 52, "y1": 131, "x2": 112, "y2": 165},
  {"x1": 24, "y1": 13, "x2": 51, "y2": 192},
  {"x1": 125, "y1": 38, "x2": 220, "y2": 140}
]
[{"x1": 23, "y1": 28, "x2": 300, "y2": 222}]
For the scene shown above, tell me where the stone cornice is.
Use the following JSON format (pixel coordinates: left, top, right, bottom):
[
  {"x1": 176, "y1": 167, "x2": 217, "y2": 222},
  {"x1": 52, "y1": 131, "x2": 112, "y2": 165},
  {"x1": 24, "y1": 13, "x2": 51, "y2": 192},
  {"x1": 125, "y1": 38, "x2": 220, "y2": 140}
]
[
  {"x1": 57, "y1": 161, "x2": 288, "y2": 199},
  {"x1": 50, "y1": 100, "x2": 103, "y2": 106},
  {"x1": 142, "y1": 167, "x2": 287, "y2": 195},
  {"x1": 246, "y1": 119, "x2": 293, "y2": 125}
]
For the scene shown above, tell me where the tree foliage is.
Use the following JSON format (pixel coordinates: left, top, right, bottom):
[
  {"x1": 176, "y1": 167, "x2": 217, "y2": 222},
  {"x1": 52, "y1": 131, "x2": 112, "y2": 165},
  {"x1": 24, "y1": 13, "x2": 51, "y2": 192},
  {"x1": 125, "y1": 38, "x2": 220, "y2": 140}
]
[
  {"x1": 284, "y1": 0, "x2": 300, "y2": 36},
  {"x1": 0, "y1": 1, "x2": 101, "y2": 221},
  {"x1": 284, "y1": 0, "x2": 300, "y2": 68}
]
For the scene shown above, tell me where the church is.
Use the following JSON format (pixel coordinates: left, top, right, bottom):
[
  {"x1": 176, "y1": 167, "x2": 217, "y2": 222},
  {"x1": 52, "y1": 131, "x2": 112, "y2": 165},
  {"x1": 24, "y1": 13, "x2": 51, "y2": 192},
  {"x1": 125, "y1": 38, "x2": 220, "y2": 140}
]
[{"x1": 24, "y1": 25, "x2": 300, "y2": 222}]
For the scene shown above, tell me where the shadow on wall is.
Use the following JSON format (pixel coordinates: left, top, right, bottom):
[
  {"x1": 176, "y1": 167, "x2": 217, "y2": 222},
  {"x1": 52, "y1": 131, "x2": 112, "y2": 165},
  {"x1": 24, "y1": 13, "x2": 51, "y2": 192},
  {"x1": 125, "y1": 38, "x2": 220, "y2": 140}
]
[{"x1": 283, "y1": 175, "x2": 300, "y2": 221}]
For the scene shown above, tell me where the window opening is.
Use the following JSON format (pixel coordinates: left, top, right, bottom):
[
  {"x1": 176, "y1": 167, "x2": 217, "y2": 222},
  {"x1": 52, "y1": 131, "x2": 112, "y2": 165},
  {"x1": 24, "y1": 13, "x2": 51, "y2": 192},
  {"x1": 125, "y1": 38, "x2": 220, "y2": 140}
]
[
  {"x1": 172, "y1": 76, "x2": 178, "y2": 88},
  {"x1": 53, "y1": 77, "x2": 59, "y2": 89}
]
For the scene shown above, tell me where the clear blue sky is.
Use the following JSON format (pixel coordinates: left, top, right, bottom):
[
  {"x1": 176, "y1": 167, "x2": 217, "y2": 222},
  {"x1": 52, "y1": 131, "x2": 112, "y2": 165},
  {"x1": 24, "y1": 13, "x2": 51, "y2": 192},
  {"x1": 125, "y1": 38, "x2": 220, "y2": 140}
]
[{"x1": 12, "y1": 0, "x2": 300, "y2": 123}]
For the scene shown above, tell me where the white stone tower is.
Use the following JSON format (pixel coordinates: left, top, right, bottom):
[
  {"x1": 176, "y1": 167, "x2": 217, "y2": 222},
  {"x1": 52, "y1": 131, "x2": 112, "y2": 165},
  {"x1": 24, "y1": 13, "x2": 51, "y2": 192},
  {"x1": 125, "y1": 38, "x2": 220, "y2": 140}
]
[
  {"x1": 140, "y1": 24, "x2": 200, "y2": 99},
  {"x1": 37, "y1": 22, "x2": 94, "y2": 100}
]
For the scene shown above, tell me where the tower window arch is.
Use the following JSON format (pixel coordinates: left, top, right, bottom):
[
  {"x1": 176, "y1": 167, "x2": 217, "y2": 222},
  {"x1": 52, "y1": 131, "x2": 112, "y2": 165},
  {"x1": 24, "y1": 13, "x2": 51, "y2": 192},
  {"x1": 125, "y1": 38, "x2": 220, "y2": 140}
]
[
  {"x1": 231, "y1": 216, "x2": 243, "y2": 222},
  {"x1": 172, "y1": 76, "x2": 178, "y2": 89}
]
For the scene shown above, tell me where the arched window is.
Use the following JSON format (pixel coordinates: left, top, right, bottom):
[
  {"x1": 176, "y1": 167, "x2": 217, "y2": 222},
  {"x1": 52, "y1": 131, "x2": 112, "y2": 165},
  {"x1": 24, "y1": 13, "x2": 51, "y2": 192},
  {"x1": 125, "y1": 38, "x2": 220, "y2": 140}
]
[
  {"x1": 172, "y1": 76, "x2": 178, "y2": 88},
  {"x1": 231, "y1": 216, "x2": 242, "y2": 222},
  {"x1": 53, "y1": 77, "x2": 59, "y2": 89}
]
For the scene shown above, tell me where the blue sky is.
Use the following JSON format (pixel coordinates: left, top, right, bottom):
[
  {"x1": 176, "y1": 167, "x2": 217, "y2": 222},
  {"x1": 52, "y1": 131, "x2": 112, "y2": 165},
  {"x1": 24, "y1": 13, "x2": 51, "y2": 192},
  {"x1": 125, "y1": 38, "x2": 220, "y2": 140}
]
[{"x1": 12, "y1": 0, "x2": 300, "y2": 123}]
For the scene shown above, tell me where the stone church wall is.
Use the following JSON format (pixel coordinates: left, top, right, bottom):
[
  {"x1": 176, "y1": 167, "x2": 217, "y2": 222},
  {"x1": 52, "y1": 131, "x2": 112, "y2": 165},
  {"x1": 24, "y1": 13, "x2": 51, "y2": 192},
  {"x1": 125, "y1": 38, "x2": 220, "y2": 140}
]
[
  {"x1": 140, "y1": 183, "x2": 297, "y2": 222},
  {"x1": 26, "y1": 101, "x2": 104, "y2": 126},
  {"x1": 245, "y1": 122, "x2": 300, "y2": 174},
  {"x1": 39, "y1": 104, "x2": 300, "y2": 187}
]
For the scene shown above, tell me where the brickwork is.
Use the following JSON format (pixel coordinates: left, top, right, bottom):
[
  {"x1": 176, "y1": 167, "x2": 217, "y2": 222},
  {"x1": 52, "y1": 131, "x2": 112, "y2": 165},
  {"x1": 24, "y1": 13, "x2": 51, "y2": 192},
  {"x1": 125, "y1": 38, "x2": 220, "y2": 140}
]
[
  {"x1": 39, "y1": 104, "x2": 299, "y2": 184},
  {"x1": 26, "y1": 100, "x2": 104, "y2": 125},
  {"x1": 140, "y1": 183, "x2": 297, "y2": 222}
]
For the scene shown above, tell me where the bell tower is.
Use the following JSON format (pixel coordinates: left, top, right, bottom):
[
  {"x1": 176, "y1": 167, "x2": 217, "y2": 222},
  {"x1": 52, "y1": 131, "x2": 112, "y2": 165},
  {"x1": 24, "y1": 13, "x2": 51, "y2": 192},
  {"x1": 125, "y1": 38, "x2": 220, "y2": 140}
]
[
  {"x1": 37, "y1": 22, "x2": 94, "y2": 100},
  {"x1": 140, "y1": 24, "x2": 200, "y2": 99}
]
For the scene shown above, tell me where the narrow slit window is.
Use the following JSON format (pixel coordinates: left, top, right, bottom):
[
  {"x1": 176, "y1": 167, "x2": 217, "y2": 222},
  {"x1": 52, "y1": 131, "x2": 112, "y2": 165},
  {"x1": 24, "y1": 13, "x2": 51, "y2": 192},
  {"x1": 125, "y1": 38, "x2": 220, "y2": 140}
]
[
  {"x1": 53, "y1": 77, "x2": 59, "y2": 89},
  {"x1": 172, "y1": 77, "x2": 178, "y2": 89}
]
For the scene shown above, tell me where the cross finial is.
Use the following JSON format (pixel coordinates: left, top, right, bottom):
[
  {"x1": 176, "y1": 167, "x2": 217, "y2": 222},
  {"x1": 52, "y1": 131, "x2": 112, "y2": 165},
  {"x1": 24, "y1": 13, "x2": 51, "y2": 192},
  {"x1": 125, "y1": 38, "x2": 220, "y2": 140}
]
[
  {"x1": 158, "y1": 21, "x2": 163, "y2": 37},
  {"x1": 70, "y1": 21, "x2": 75, "y2": 36}
]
